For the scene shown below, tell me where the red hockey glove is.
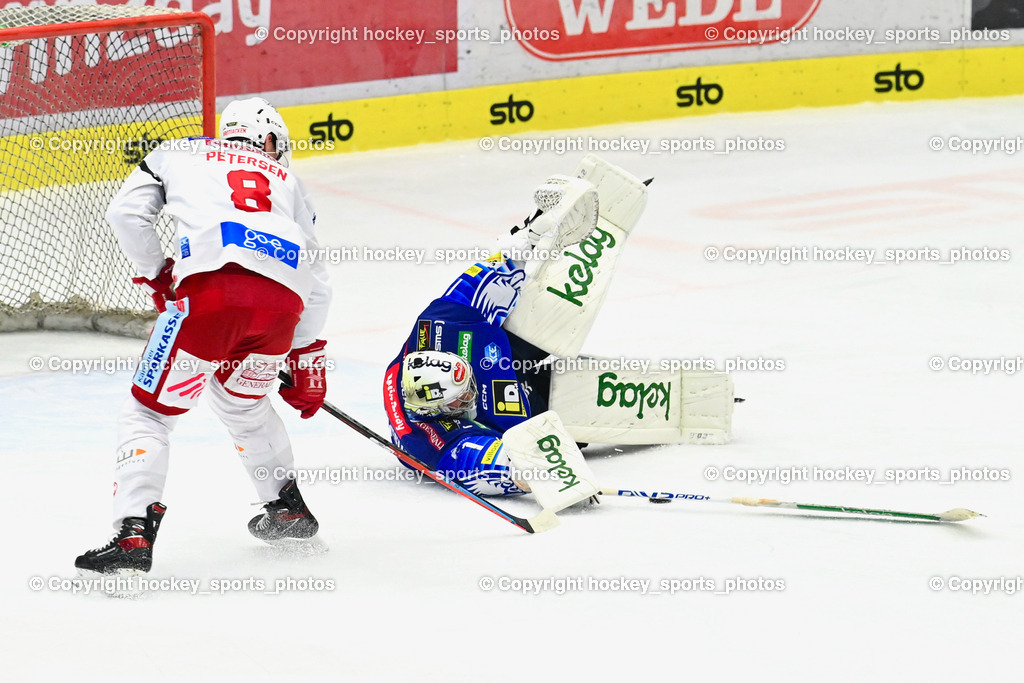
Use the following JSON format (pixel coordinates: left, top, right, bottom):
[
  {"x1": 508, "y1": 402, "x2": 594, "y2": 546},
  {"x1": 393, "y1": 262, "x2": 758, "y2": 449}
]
[
  {"x1": 280, "y1": 339, "x2": 328, "y2": 419},
  {"x1": 132, "y1": 258, "x2": 176, "y2": 312}
]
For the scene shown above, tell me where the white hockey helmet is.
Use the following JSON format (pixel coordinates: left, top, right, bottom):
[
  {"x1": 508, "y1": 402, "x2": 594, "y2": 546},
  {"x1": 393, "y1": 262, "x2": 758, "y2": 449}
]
[
  {"x1": 402, "y1": 350, "x2": 477, "y2": 417},
  {"x1": 219, "y1": 97, "x2": 291, "y2": 167}
]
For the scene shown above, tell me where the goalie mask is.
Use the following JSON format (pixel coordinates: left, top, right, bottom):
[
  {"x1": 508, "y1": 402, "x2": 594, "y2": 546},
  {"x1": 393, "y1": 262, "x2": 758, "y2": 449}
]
[
  {"x1": 401, "y1": 351, "x2": 477, "y2": 418},
  {"x1": 220, "y1": 97, "x2": 292, "y2": 167}
]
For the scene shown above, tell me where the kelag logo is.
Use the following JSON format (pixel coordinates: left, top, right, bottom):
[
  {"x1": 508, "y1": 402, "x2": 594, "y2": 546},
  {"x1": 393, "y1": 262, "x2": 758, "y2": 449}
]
[
  {"x1": 546, "y1": 226, "x2": 616, "y2": 308},
  {"x1": 504, "y1": 0, "x2": 822, "y2": 60},
  {"x1": 874, "y1": 64, "x2": 924, "y2": 93},
  {"x1": 676, "y1": 77, "x2": 723, "y2": 107},
  {"x1": 309, "y1": 113, "x2": 354, "y2": 142},
  {"x1": 490, "y1": 95, "x2": 534, "y2": 125}
]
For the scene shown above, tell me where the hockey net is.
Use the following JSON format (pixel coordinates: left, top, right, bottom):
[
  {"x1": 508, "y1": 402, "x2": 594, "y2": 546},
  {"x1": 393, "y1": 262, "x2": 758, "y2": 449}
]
[{"x1": 0, "y1": 4, "x2": 215, "y2": 337}]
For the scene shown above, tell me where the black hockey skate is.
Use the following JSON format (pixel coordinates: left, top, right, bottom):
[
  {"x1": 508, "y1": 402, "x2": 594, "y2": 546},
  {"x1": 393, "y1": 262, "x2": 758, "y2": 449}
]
[
  {"x1": 248, "y1": 480, "x2": 320, "y2": 546},
  {"x1": 75, "y1": 502, "x2": 166, "y2": 574}
]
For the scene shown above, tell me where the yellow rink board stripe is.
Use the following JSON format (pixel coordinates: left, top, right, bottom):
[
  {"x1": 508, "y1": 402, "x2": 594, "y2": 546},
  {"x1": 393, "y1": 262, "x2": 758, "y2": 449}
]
[
  {"x1": 0, "y1": 119, "x2": 201, "y2": 191},
  {"x1": 280, "y1": 45, "x2": 1024, "y2": 158},
  {"x1": 3, "y1": 46, "x2": 1022, "y2": 189}
]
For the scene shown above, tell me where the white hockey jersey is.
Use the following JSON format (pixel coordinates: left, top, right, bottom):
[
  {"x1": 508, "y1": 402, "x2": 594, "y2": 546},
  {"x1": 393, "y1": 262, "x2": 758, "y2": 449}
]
[{"x1": 106, "y1": 138, "x2": 331, "y2": 347}]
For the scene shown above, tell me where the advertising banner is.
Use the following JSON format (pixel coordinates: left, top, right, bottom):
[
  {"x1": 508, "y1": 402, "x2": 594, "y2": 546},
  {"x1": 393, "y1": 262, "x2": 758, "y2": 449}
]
[{"x1": 504, "y1": 0, "x2": 823, "y2": 60}]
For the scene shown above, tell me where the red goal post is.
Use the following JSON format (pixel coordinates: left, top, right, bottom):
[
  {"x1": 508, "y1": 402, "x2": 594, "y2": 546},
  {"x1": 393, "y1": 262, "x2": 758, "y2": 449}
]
[{"x1": 0, "y1": 5, "x2": 216, "y2": 337}]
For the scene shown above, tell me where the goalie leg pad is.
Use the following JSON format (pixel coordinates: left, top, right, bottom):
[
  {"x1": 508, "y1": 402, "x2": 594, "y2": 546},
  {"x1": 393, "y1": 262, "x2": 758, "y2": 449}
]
[
  {"x1": 548, "y1": 363, "x2": 734, "y2": 445},
  {"x1": 502, "y1": 411, "x2": 601, "y2": 512},
  {"x1": 503, "y1": 155, "x2": 648, "y2": 358},
  {"x1": 572, "y1": 153, "x2": 649, "y2": 236}
]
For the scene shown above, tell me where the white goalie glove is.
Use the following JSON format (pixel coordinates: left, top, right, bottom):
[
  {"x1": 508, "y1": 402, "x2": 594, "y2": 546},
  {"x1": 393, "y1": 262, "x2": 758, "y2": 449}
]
[{"x1": 523, "y1": 175, "x2": 599, "y2": 252}]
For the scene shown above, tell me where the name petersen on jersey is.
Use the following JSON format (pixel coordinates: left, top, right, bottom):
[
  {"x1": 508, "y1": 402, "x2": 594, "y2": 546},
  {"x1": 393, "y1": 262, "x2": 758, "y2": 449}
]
[{"x1": 203, "y1": 139, "x2": 289, "y2": 180}]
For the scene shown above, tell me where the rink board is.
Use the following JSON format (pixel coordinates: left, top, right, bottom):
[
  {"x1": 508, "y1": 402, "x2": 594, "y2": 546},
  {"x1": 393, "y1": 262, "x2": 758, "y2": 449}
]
[{"x1": 277, "y1": 45, "x2": 1024, "y2": 157}]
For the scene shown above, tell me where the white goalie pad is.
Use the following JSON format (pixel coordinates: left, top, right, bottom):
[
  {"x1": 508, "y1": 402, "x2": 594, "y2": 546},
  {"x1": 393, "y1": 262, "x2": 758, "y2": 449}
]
[
  {"x1": 503, "y1": 411, "x2": 601, "y2": 513},
  {"x1": 548, "y1": 363, "x2": 734, "y2": 445},
  {"x1": 503, "y1": 154, "x2": 648, "y2": 358}
]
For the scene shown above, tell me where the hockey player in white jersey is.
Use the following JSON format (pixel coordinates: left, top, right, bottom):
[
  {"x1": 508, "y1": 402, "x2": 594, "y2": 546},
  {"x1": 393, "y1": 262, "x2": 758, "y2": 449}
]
[{"x1": 76, "y1": 98, "x2": 332, "y2": 576}]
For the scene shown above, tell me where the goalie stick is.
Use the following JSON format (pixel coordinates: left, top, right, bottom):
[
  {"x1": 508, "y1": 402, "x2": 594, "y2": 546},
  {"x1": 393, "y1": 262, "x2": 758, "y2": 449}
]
[
  {"x1": 279, "y1": 372, "x2": 558, "y2": 534},
  {"x1": 601, "y1": 488, "x2": 983, "y2": 523}
]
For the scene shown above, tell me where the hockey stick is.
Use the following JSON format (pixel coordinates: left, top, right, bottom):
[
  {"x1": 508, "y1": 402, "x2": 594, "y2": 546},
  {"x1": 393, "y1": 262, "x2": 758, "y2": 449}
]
[
  {"x1": 601, "y1": 488, "x2": 983, "y2": 523},
  {"x1": 280, "y1": 371, "x2": 558, "y2": 534}
]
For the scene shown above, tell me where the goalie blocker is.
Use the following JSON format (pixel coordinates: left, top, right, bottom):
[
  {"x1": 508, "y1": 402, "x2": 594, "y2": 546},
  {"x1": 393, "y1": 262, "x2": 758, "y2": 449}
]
[{"x1": 502, "y1": 411, "x2": 601, "y2": 513}]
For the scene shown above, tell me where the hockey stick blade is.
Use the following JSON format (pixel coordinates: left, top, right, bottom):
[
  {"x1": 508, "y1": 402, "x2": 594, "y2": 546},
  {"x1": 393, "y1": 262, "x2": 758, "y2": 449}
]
[
  {"x1": 602, "y1": 488, "x2": 984, "y2": 523},
  {"x1": 280, "y1": 372, "x2": 556, "y2": 534},
  {"x1": 936, "y1": 508, "x2": 985, "y2": 522}
]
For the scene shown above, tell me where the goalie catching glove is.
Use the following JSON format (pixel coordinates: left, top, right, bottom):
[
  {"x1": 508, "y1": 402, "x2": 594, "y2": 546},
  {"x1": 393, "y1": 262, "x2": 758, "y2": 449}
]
[
  {"x1": 132, "y1": 258, "x2": 176, "y2": 312},
  {"x1": 516, "y1": 175, "x2": 599, "y2": 253},
  {"x1": 280, "y1": 339, "x2": 328, "y2": 418}
]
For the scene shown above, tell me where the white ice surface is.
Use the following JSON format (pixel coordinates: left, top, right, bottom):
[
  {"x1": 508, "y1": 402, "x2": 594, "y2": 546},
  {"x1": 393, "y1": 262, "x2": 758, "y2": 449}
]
[{"x1": 3, "y1": 98, "x2": 1024, "y2": 682}]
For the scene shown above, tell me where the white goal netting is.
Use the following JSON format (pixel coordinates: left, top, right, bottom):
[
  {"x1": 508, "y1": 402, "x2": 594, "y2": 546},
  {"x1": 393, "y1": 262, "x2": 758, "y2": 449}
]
[{"x1": 0, "y1": 5, "x2": 212, "y2": 336}]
